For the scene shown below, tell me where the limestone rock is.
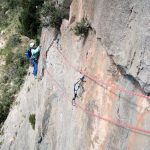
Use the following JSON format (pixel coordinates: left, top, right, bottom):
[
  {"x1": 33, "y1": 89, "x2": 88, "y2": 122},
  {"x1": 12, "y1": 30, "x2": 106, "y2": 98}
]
[{"x1": 1, "y1": 0, "x2": 150, "y2": 150}]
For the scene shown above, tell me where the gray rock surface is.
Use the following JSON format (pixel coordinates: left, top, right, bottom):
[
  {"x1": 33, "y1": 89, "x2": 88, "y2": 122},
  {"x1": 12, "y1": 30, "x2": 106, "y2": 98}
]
[
  {"x1": 80, "y1": 0, "x2": 150, "y2": 94},
  {"x1": 0, "y1": 0, "x2": 150, "y2": 150}
]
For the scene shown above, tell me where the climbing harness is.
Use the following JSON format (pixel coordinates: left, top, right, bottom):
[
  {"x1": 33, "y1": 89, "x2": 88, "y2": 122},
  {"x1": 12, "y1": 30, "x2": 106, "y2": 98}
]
[{"x1": 72, "y1": 76, "x2": 86, "y2": 106}]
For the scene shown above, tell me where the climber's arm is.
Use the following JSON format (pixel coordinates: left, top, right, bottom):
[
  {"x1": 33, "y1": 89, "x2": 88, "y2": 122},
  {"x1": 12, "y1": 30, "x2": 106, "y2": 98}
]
[{"x1": 31, "y1": 46, "x2": 40, "y2": 55}]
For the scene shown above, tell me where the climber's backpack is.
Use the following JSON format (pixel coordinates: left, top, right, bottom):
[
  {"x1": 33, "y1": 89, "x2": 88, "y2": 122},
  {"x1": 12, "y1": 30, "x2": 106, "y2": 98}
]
[{"x1": 25, "y1": 48, "x2": 32, "y2": 60}]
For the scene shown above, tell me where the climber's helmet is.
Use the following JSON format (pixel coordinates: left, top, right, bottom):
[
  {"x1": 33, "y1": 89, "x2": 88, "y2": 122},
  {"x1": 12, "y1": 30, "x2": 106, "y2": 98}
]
[{"x1": 29, "y1": 42, "x2": 35, "y2": 48}]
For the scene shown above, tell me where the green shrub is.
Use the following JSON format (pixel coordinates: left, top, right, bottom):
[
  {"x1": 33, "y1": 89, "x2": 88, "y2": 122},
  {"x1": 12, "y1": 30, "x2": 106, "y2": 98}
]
[
  {"x1": 0, "y1": 0, "x2": 32, "y2": 127},
  {"x1": 40, "y1": 1, "x2": 69, "y2": 31},
  {"x1": 29, "y1": 114, "x2": 36, "y2": 130},
  {"x1": 1, "y1": 75, "x2": 9, "y2": 84},
  {"x1": 0, "y1": 50, "x2": 29, "y2": 125},
  {"x1": 72, "y1": 18, "x2": 91, "y2": 37},
  {"x1": 0, "y1": 141, "x2": 3, "y2": 145},
  {"x1": 19, "y1": 0, "x2": 44, "y2": 38},
  {"x1": 5, "y1": 0, "x2": 21, "y2": 9},
  {"x1": 0, "y1": 5, "x2": 9, "y2": 28},
  {"x1": 62, "y1": 0, "x2": 72, "y2": 9},
  {"x1": 50, "y1": 8, "x2": 65, "y2": 30},
  {"x1": 40, "y1": 1, "x2": 56, "y2": 17},
  {"x1": 7, "y1": 34, "x2": 21, "y2": 48},
  {"x1": 5, "y1": 52, "x2": 14, "y2": 66},
  {"x1": 0, "y1": 129, "x2": 4, "y2": 136},
  {"x1": 19, "y1": 7, "x2": 39, "y2": 38},
  {"x1": 0, "y1": 95, "x2": 13, "y2": 126}
]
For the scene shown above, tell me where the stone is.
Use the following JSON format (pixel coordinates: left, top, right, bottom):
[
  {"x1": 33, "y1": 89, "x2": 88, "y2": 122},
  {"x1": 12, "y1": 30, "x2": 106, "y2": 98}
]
[{"x1": 1, "y1": 0, "x2": 150, "y2": 150}]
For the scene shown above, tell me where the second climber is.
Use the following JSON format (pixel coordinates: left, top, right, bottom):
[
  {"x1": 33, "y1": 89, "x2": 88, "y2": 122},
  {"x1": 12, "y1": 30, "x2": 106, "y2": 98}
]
[{"x1": 25, "y1": 42, "x2": 41, "y2": 78}]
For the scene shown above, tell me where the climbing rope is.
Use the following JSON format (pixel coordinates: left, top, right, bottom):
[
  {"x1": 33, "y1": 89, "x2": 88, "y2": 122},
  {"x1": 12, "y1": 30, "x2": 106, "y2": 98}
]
[
  {"x1": 55, "y1": 45, "x2": 150, "y2": 112},
  {"x1": 45, "y1": 66, "x2": 150, "y2": 136},
  {"x1": 39, "y1": 36, "x2": 150, "y2": 136},
  {"x1": 40, "y1": 36, "x2": 150, "y2": 109},
  {"x1": 40, "y1": 35, "x2": 150, "y2": 109},
  {"x1": 56, "y1": 44, "x2": 150, "y2": 100}
]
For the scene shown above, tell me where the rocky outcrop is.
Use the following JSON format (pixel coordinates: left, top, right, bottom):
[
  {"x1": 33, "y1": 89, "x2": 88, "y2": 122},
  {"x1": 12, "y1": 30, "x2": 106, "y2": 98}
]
[
  {"x1": 0, "y1": 0, "x2": 150, "y2": 150},
  {"x1": 71, "y1": 0, "x2": 150, "y2": 94}
]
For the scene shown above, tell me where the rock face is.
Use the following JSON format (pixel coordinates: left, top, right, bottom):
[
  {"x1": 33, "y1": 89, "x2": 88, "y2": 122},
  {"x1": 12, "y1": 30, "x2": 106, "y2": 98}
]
[
  {"x1": 70, "y1": 0, "x2": 150, "y2": 94},
  {"x1": 0, "y1": 0, "x2": 150, "y2": 150}
]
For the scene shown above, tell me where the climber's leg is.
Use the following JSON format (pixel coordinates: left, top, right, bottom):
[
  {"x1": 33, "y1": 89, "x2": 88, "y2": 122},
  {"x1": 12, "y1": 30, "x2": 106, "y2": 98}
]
[{"x1": 33, "y1": 60, "x2": 38, "y2": 77}]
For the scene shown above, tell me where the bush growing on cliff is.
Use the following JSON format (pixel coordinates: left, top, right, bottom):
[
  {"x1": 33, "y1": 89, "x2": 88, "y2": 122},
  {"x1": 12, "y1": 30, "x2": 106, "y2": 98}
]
[
  {"x1": 72, "y1": 18, "x2": 91, "y2": 37},
  {"x1": 29, "y1": 114, "x2": 36, "y2": 130},
  {"x1": 0, "y1": 141, "x2": 3, "y2": 145},
  {"x1": 40, "y1": 1, "x2": 69, "y2": 31}
]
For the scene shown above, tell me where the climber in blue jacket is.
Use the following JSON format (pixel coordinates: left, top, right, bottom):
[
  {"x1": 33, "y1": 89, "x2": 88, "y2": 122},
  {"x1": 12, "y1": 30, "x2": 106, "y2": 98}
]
[{"x1": 25, "y1": 42, "x2": 40, "y2": 78}]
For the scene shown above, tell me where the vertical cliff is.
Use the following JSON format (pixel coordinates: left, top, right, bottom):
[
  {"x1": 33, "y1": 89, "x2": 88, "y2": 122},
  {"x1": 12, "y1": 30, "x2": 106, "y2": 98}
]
[{"x1": 0, "y1": 0, "x2": 150, "y2": 150}]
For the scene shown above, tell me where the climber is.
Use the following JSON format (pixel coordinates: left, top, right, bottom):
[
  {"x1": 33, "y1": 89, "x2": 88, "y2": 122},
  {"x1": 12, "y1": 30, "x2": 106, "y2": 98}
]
[
  {"x1": 25, "y1": 42, "x2": 41, "y2": 78},
  {"x1": 72, "y1": 76, "x2": 86, "y2": 106}
]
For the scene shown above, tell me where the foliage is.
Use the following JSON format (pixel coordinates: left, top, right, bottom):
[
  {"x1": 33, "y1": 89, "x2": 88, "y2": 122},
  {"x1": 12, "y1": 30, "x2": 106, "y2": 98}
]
[
  {"x1": 62, "y1": 0, "x2": 72, "y2": 9},
  {"x1": 29, "y1": 114, "x2": 36, "y2": 130},
  {"x1": 72, "y1": 18, "x2": 91, "y2": 37},
  {"x1": 5, "y1": 0, "x2": 22, "y2": 9},
  {"x1": 50, "y1": 8, "x2": 67, "y2": 30},
  {"x1": 0, "y1": 93, "x2": 13, "y2": 127},
  {"x1": 0, "y1": 5, "x2": 9, "y2": 28},
  {"x1": 40, "y1": 1, "x2": 55, "y2": 17},
  {"x1": 0, "y1": 129, "x2": 4, "y2": 136},
  {"x1": 6, "y1": 34, "x2": 21, "y2": 48},
  {"x1": 5, "y1": 52, "x2": 14, "y2": 66},
  {"x1": 1, "y1": 0, "x2": 71, "y2": 38},
  {"x1": 0, "y1": 49, "x2": 29, "y2": 126},
  {"x1": 40, "y1": 1, "x2": 69, "y2": 31},
  {"x1": 0, "y1": 0, "x2": 32, "y2": 127},
  {"x1": 0, "y1": 141, "x2": 3, "y2": 145},
  {"x1": 19, "y1": 0, "x2": 44, "y2": 38},
  {"x1": 0, "y1": 0, "x2": 72, "y2": 127}
]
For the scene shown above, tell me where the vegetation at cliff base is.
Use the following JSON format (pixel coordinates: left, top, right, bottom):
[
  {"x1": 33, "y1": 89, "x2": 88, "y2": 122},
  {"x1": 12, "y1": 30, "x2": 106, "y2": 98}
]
[
  {"x1": 0, "y1": 35, "x2": 29, "y2": 126},
  {"x1": 0, "y1": 0, "x2": 71, "y2": 127},
  {"x1": 0, "y1": 0, "x2": 43, "y2": 127}
]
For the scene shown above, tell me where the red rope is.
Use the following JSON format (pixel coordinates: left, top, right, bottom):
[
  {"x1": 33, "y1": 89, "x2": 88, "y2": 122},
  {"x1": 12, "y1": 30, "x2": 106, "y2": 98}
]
[
  {"x1": 56, "y1": 47, "x2": 150, "y2": 100},
  {"x1": 77, "y1": 104, "x2": 150, "y2": 135},
  {"x1": 39, "y1": 39, "x2": 150, "y2": 136},
  {"x1": 45, "y1": 66, "x2": 150, "y2": 136}
]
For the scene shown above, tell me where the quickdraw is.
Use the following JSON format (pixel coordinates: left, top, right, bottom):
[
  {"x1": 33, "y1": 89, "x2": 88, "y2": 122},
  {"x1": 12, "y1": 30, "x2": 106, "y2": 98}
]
[{"x1": 72, "y1": 76, "x2": 86, "y2": 106}]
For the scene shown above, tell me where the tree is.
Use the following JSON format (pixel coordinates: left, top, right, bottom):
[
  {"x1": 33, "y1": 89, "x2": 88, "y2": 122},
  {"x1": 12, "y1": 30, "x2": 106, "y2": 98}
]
[{"x1": 19, "y1": 0, "x2": 44, "y2": 38}]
